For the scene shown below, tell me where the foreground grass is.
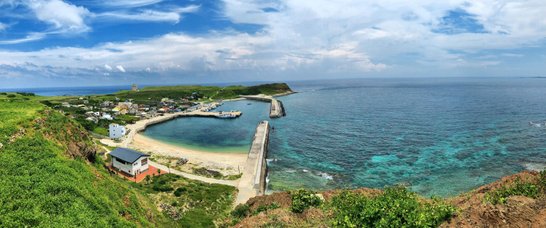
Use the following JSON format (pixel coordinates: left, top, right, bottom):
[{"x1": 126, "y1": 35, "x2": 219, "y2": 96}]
[
  {"x1": 329, "y1": 187, "x2": 456, "y2": 227},
  {"x1": 135, "y1": 174, "x2": 237, "y2": 227},
  {"x1": 0, "y1": 97, "x2": 174, "y2": 227},
  {"x1": 485, "y1": 171, "x2": 546, "y2": 204}
]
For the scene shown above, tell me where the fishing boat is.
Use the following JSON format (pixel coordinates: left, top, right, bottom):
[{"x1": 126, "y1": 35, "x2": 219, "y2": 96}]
[{"x1": 218, "y1": 113, "x2": 237, "y2": 119}]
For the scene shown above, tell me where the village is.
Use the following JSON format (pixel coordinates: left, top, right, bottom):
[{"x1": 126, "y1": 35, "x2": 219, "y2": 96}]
[
  {"x1": 42, "y1": 83, "x2": 288, "y2": 212},
  {"x1": 51, "y1": 84, "x2": 227, "y2": 140}
]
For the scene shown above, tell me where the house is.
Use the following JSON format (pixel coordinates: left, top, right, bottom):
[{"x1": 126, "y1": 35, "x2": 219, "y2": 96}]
[
  {"x1": 101, "y1": 113, "x2": 113, "y2": 120},
  {"x1": 110, "y1": 148, "x2": 149, "y2": 176},
  {"x1": 109, "y1": 123, "x2": 126, "y2": 139},
  {"x1": 101, "y1": 101, "x2": 114, "y2": 108}
]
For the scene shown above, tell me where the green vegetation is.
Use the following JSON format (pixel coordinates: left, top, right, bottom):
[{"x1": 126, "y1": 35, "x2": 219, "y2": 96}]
[
  {"x1": 192, "y1": 167, "x2": 242, "y2": 180},
  {"x1": 290, "y1": 189, "x2": 322, "y2": 213},
  {"x1": 254, "y1": 203, "x2": 281, "y2": 215},
  {"x1": 0, "y1": 98, "x2": 174, "y2": 227},
  {"x1": 137, "y1": 174, "x2": 237, "y2": 227},
  {"x1": 329, "y1": 186, "x2": 456, "y2": 228},
  {"x1": 485, "y1": 174, "x2": 546, "y2": 205},
  {"x1": 231, "y1": 204, "x2": 251, "y2": 219},
  {"x1": 98, "y1": 83, "x2": 292, "y2": 103},
  {"x1": 0, "y1": 96, "x2": 237, "y2": 227}
]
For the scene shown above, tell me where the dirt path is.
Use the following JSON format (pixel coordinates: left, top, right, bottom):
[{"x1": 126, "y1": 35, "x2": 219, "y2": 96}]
[{"x1": 149, "y1": 161, "x2": 239, "y2": 187}]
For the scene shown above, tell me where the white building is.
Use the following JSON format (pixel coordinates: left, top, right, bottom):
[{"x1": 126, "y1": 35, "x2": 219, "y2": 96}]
[
  {"x1": 101, "y1": 113, "x2": 113, "y2": 120},
  {"x1": 109, "y1": 148, "x2": 150, "y2": 176},
  {"x1": 109, "y1": 123, "x2": 126, "y2": 139}
]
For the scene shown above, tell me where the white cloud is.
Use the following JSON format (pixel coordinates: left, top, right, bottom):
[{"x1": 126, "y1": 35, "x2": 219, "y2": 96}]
[
  {"x1": 116, "y1": 65, "x2": 126, "y2": 72},
  {"x1": 0, "y1": 22, "x2": 7, "y2": 31},
  {"x1": 27, "y1": 0, "x2": 91, "y2": 33},
  {"x1": 104, "y1": 64, "x2": 112, "y2": 71},
  {"x1": 96, "y1": 5, "x2": 199, "y2": 23},
  {"x1": 100, "y1": 0, "x2": 164, "y2": 8},
  {"x1": 0, "y1": 33, "x2": 45, "y2": 44},
  {"x1": 1, "y1": 0, "x2": 546, "y2": 84}
]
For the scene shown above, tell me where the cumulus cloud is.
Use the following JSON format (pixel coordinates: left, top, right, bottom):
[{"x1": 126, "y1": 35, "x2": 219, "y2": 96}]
[
  {"x1": 2, "y1": 0, "x2": 546, "y2": 85},
  {"x1": 0, "y1": 22, "x2": 7, "y2": 31},
  {"x1": 27, "y1": 0, "x2": 91, "y2": 33}
]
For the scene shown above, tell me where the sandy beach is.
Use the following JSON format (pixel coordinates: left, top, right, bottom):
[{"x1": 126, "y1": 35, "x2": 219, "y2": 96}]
[{"x1": 131, "y1": 133, "x2": 248, "y2": 174}]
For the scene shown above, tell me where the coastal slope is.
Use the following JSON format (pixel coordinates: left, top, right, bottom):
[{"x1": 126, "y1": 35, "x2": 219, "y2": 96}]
[
  {"x1": 229, "y1": 171, "x2": 546, "y2": 227},
  {"x1": 0, "y1": 94, "x2": 237, "y2": 227},
  {"x1": 0, "y1": 97, "x2": 174, "y2": 227}
]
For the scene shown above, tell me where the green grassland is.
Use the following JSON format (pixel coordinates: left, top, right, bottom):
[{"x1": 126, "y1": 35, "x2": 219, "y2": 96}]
[
  {"x1": 0, "y1": 95, "x2": 236, "y2": 227},
  {"x1": 96, "y1": 83, "x2": 292, "y2": 103}
]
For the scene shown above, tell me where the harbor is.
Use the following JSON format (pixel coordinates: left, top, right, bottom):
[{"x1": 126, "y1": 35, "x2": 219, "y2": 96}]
[
  {"x1": 241, "y1": 95, "x2": 286, "y2": 118},
  {"x1": 101, "y1": 109, "x2": 242, "y2": 148}
]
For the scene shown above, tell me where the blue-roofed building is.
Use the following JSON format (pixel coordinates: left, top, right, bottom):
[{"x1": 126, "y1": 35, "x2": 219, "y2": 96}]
[{"x1": 110, "y1": 148, "x2": 150, "y2": 176}]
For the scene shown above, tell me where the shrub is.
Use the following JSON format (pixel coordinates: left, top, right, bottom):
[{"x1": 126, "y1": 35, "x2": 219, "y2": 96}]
[
  {"x1": 329, "y1": 186, "x2": 456, "y2": 227},
  {"x1": 7, "y1": 94, "x2": 16, "y2": 98},
  {"x1": 92, "y1": 127, "x2": 108, "y2": 136},
  {"x1": 539, "y1": 170, "x2": 546, "y2": 193},
  {"x1": 485, "y1": 179, "x2": 540, "y2": 204},
  {"x1": 290, "y1": 189, "x2": 322, "y2": 213},
  {"x1": 150, "y1": 174, "x2": 178, "y2": 192},
  {"x1": 174, "y1": 187, "x2": 186, "y2": 197},
  {"x1": 254, "y1": 203, "x2": 280, "y2": 215},
  {"x1": 231, "y1": 204, "x2": 250, "y2": 218}
]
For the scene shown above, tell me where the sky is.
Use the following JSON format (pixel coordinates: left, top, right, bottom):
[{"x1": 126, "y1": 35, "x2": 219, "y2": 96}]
[{"x1": 0, "y1": 0, "x2": 545, "y2": 88}]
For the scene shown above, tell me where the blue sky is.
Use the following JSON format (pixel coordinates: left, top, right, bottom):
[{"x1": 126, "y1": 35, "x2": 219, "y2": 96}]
[{"x1": 0, "y1": 0, "x2": 545, "y2": 88}]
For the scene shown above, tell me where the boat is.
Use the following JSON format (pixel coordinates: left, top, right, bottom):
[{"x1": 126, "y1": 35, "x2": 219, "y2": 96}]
[{"x1": 218, "y1": 113, "x2": 237, "y2": 119}]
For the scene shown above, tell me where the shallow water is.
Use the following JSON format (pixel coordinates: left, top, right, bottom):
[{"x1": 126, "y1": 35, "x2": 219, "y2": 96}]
[
  {"x1": 142, "y1": 100, "x2": 270, "y2": 153},
  {"x1": 143, "y1": 78, "x2": 546, "y2": 196}
]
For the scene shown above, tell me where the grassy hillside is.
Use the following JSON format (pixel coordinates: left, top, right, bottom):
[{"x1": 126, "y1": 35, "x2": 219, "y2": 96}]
[
  {"x1": 0, "y1": 95, "x2": 236, "y2": 227},
  {"x1": 97, "y1": 83, "x2": 293, "y2": 103},
  {"x1": 0, "y1": 96, "x2": 175, "y2": 227}
]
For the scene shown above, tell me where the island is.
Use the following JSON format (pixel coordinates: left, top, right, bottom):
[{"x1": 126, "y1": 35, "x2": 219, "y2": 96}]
[{"x1": 1, "y1": 85, "x2": 545, "y2": 227}]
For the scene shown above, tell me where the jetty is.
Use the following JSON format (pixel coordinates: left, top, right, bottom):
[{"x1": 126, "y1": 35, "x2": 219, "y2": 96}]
[
  {"x1": 235, "y1": 121, "x2": 270, "y2": 205},
  {"x1": 242, "y1": 95, "x2": 286, "y2": 118}
]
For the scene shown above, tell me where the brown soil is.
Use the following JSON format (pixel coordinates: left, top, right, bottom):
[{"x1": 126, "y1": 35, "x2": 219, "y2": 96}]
[
  {"x1": 442, "y1": 171, "x2": 546, "y2": 228},
  {"x1": 233, "y1": 171, "x2": 545, "y2": 228}
]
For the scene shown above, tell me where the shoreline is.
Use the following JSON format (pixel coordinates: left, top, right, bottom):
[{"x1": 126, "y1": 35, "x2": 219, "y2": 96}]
[
  {"x1": 98, "y1": 90, "x2": 294, "y2": 182},
  {"x1": 131, "y1": 133, "x2": 248, "y2": 174}
]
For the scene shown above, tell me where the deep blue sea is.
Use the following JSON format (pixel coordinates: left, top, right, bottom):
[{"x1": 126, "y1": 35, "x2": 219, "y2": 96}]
[
  {"x1": 18, "y1": 78, "x2": 546, "y2": 196},
  {"x1": 1, "y1": 85, "x2": 131, "y2": 96}
]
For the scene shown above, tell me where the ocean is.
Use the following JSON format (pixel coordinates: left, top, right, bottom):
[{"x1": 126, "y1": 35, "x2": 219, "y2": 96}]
[
  {"x1": 2, "y1": 85, "x2": 131, "y2": 96},
  {"x1": 21, "y1": 78, "x2": 546, "y2": 196}
]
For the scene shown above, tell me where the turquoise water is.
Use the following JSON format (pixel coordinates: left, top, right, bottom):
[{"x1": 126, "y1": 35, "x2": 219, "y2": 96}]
[
  {"x1": 143, "y1": 78, "x2": 546, "y2": 196},
  {"x1": 142, "y1": 100, "x2": 270, "y2": 152}
]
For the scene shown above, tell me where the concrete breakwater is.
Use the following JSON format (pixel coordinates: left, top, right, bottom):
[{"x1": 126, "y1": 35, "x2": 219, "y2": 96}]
[
  {"x1": 241, "y1": 95, "x2": 286, "y2": 118},
  {"x1": 269, "y1": 99, "x2": 284, "y2": 118},
  {"x1": 235, "y1": 121, "x2": 270, "y2": 205}
]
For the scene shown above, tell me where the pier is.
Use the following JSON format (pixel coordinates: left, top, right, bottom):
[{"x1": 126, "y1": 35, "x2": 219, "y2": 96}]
[
  {"x1": 242, "y1": 95, "x2": 286, "y2": 118},
  {"x1": 235, "y1": 121, "x2": 270, "y2": 205}
]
